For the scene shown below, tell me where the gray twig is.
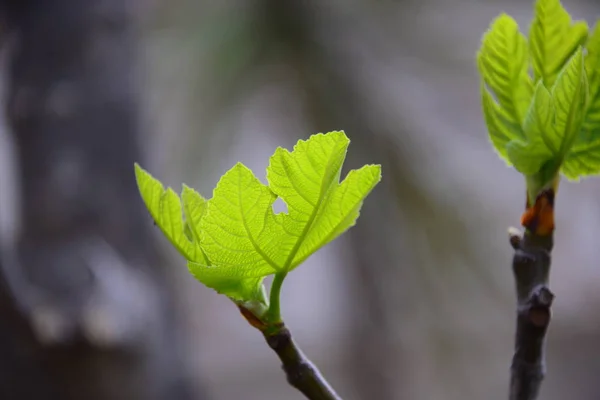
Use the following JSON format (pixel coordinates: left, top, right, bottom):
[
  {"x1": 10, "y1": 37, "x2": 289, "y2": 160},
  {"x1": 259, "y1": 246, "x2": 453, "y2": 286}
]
[
  {"x1": 239, "y1": 306, "x2": 342, "y2": 400},
  {"x1": 508, "y1": 226, "x2": 554, "y2": 400},
  {"x1": 264, "y1": 324, "x2": 342, "y2": 400}
]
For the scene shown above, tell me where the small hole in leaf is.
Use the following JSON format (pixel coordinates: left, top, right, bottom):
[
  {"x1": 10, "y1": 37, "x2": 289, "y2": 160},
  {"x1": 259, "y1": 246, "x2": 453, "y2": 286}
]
[{"x1": 272, "y1": 197, "x2": 288, "y2": 214}]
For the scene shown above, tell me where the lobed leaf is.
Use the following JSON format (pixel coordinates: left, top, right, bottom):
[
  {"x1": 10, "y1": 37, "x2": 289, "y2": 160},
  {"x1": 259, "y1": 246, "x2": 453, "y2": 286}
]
[
  {"x1": 134, "y1": 164, "x2": 206, "y2": 263},
  {"x1": 198, "y1": 131, "x2": 381, "y2": 282},
  {"x1": 199, "y1": 163, "x2": 285, "y2": 278},
  {"x1": 266, "y1": 131, "x2": 382, "y2": 270},
  {"x1": 134, "y1": 131, "x2": 381, "y2": 303},
  {"x1": 181, "y1": 174, "x2": 269, "y2": 301}
]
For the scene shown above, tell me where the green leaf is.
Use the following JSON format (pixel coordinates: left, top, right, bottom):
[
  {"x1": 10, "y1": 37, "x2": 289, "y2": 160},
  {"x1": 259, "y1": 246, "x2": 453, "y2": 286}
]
[
  {"x1": 200, "y1": 163, "x2": 286, "y2": 275},
  {"x1": 189, "y1": 163, "x2": 280, "y2": 302},
  {"x1": 478, "y1": 14, "x2": 532, "y2": 128},
  {"x1": 560, "y1": 24, "x2": 600, "y2": 179},
  {"x1": 583, "y1": 23, "x2": 600, "y2": 135},
  {"x1": 505, "y1": 48, "x2": 587, "y2": 195},
  {"x1": 529, "y1": 0, "x2": 588, "y2": 88},
  {"x1": 181, "y1": 184, "x2": 211, "y2": 262},
  {"x1": 552, "y1": 47, "x2": 588, "y2": 180},
  {"x1": 198, "y1": 131, "x2": 381, "y2": 282},
  {"x1": 187, "y1": 261, "x2": 266, "y2": 303},
  {"x1": 181, "y1": 183, "x2": 266, "y2": 301},
  {"x1": 506, "y1": 82, "x2": 555, "y2": 175},
  {"x1": 134, "y1": 163, "x2": 205, "y2": 263},
  {"x1": 135, "y1": 131, "x2": 381, "y2": 303},
  {"x1": 480, "y1": 84, "x2": 519, "y2": 161},
  {"x1": 266, "y1": 131, "x2": 381, "y2": 269},
  {"x1": 477, "y1": 14, "x2": 532, "y2": 162},
  {"x1": 562, "y1": 140, "x2": 600, "y2": 179},
  {"x1": 181, "y1": 184, "x2": 208, "y2": 245}
]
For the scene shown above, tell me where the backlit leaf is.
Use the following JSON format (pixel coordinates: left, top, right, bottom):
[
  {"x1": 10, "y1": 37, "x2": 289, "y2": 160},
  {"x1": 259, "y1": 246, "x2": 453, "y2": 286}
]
[
  {"x1": 134, "y1": 164, "x2": 206, "y2": 263},
  {"x1": 477, "y1": 14, "x2": 531, "y2": 162},
  {"x1": 529, "y1": 0, "x2": 588, "y2": 87}
]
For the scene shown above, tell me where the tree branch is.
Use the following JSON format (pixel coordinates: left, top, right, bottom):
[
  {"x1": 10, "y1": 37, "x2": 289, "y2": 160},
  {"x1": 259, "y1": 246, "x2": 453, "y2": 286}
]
[
  {"x1": 508, "y1": 189, "x2": 555, "y2": 400},
  {"x1": 264, "y1": 324, "x2": 342, "y2": 400},
  {"x1": 239, "y1": 307, "x2": 342, "y2": 400}
]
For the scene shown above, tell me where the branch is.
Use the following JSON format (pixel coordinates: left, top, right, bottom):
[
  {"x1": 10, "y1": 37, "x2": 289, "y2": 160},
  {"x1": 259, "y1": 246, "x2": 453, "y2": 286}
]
[
  {"x1": 239, "y1": 307, "x2": 343, "y2": 400},
  {"x1": 264, "y1": 324, "x2": 342, "y2": 400},
  {"x1": 508, "y1": 189, "x2": 555, "y2": 400}
]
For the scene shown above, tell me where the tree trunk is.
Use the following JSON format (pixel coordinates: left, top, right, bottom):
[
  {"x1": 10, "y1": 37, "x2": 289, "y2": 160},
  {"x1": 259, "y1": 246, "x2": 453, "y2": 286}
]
[{"x1": 0, "y1": 1, "x2": 201, "y2": 399}]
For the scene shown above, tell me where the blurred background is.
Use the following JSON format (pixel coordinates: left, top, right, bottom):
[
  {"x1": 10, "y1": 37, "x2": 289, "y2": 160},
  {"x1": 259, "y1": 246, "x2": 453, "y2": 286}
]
[{"x1": 0, "y1": 0, "x2": 599, "y2": 399}]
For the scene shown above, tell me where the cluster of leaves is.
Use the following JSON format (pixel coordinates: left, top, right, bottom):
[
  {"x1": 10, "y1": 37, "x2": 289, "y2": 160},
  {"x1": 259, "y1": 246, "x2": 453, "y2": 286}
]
[
  {"x1": 477, "y1": 0, "x2": 600, "y2": 203},
  {"x1": 134, "y1": 131, "x2": 381, "y2": 319}
]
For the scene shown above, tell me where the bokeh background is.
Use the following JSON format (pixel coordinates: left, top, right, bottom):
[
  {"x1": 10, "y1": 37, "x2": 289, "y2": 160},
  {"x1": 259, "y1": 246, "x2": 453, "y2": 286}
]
[{"x1": 0, "y1": 0, "x2": 599, "y2": 399}]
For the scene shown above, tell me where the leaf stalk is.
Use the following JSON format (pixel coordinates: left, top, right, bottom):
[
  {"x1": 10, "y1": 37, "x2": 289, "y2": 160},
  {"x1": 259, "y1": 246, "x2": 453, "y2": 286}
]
[{"x1": 265, "y1": 272, "x2": 287, "y2": 325}]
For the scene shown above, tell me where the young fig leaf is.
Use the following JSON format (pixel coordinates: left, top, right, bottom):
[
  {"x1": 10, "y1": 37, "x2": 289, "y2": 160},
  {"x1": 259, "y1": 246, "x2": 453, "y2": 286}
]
[
  {"x1": 198, "y1": 131, "x2": 381, "y2": 282},
  {"x1": 550, "y1": 47, "x2": 588, "y2": 179},
  {"x1": 480, "y1": 85, "x2": 521, "y2": 162},
  {"x1": 135, "y1": 131, "x2": 381, "y2": 304},
  {"x1": 506, "y1": 82, "x2": 555, "y2": 176},
  {"x1": 134, "y1": 163, "x2": 206, "y2": 263},
  {"x1": 477, "y1": 14, "x2": 531, "y2": 162},
  {"x1": 266, "y1": 131, "x2": 381, "y2": 270},
  {"x1": 561, "y1": 23, "x2": 600, "y2": 179},
  {"x1": 187, "y1": 260, "x2": 267, "y2": 304},
  {"x1": 181, "y1": 184, "x2": 208, "y2": 245},
  {"x1": 478, "y1": 14, "x2": 532, "y2": 129},
  {"x1": 582, "y1": 23, "x2": 600, "y2": 137},
  {"x1": 529, "y1": 0, "x2": 588, "y2": 88},
  {"x1": 199, "y1": 162, "x2": 286, "y2": 278}
]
